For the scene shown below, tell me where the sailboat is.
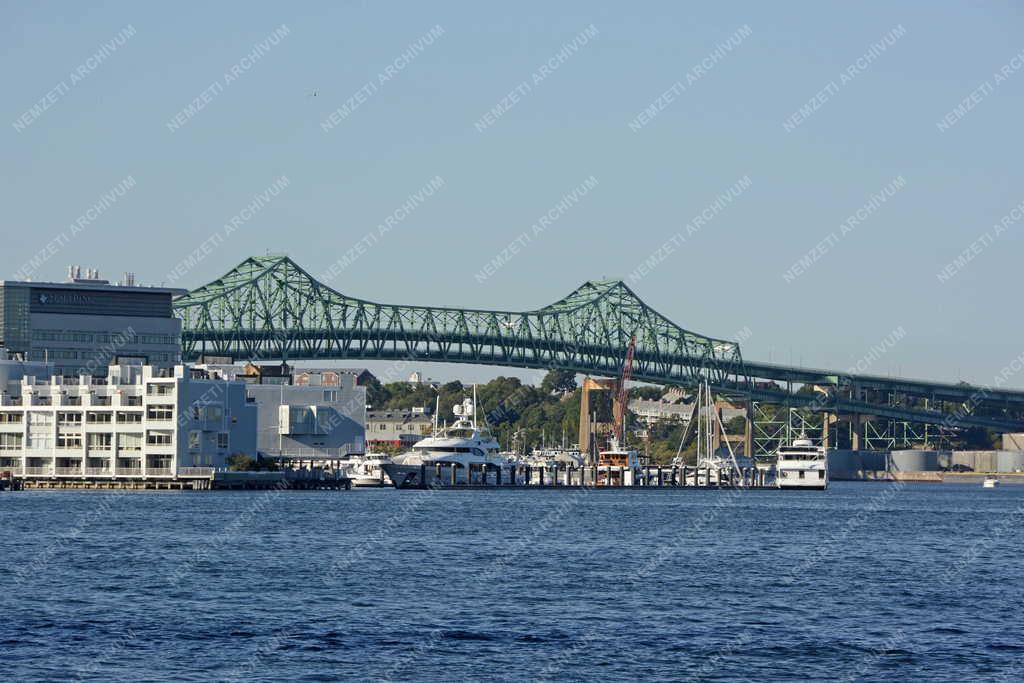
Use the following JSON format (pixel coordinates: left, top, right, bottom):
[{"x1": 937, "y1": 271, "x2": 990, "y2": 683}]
[{"x1": 673, "y1": 380, "x2": 753, "y2": 486}]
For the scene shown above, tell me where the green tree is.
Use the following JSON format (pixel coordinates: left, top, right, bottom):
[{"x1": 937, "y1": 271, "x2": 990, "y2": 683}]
[
  {"x1": 540, "y1": 369, "x2": 577, "y2": 395},
  {"x1": 227, "y1": 453, "x2": 255, "y2": 471}
]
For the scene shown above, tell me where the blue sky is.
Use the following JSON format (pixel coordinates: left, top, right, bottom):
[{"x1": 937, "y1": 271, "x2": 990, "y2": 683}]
[{"x1": 3, "y1": 1, "x2": 1024, "y2": 386}]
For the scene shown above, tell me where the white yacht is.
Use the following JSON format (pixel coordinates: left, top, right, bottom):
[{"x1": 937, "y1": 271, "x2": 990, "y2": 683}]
[
  {"x1": 342, "y1": 452, "x2": 393, "y2": 487},
  {"x1": 776, "y1": 438, "x2": 828, "y2": 490},
  {"x1": 982, "y1": 476, "x2": 1000, "y2": 489},
  {"x1": 382, "y1": 393, "x2": 510, "y2": 488}
]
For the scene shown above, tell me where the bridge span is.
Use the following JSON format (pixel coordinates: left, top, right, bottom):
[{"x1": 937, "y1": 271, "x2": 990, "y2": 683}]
[{"x1": 173, "y1": 256, "x2": 1024, "y2": 436}]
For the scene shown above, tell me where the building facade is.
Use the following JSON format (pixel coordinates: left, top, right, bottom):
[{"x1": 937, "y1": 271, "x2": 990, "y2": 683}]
[
  {"x1": 0, "y1": 361, "x2": 256, "y2": 480},
  {"x1": 0, "y1": 269, "x2": 185, "y2": 377},
  {"x1": 197, "y1": 364, "x2": 368, "y2": 460},
  {"x1": 365, "y1": 409, "x2": 433, "y2": 448}
]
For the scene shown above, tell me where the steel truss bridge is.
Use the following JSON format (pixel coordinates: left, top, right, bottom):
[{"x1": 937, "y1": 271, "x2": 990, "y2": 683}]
[{"x1": 175, "y1": 256, "x2": 1024, "y2": 453}]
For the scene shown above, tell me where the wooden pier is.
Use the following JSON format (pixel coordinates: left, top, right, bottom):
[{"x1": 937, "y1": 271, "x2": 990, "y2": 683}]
[{"x1": 400, "y1": 463, "x2": 775, "y2": 490}]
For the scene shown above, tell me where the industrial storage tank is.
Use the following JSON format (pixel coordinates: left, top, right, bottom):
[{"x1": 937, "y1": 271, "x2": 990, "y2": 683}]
[
  {"x1": 997, "y1": 451, "x2": 1024, "y2": 473},
  {"x1": 859, "y1": 450, "x2": 888, "y2": 472},
  {"x1": 889, "y1": 450, "x2": 940, "y2": 472},
  {"x1": 826, "y1": 450, "x2": 861, "y2": 480}
]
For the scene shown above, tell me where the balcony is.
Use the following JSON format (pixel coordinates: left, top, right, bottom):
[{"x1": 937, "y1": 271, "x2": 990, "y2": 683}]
[
  {"x1": 55, "y1": 467, "x2": 84, "y2": 476},
  {"x1": 147, "y1": 468, "x2": 173, "y2": 477},
  {"x1": 85, "y1": 467, "x2": 111, "y2": 476},
  {"x1": 24, "y1": 467, "x2": 52, "y2": 476}
]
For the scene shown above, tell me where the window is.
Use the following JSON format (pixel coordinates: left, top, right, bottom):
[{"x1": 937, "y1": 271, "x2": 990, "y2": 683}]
[
  {"x1": 27, "y1": 435, "x2": 53, "y2": 450},
  {"x1": 146, "y1": 431, "x2": 172, "y2": 446},
  {"x1": 798, "y1": 470, "x2": 805, "y2": 479},
  {"x1": 57, "y1": 433, "x2": 82, "y2": 448},
  {"x1": 29, "y1": 412, "x2": 54, "y2": 426},
  {"x1": 188, "y1": 431, "x2": 200, "y2": 451},
  {"x1": 818, "y1": 470, "x2": 825, "y2": 480},
  {"x1": 217, "y1": 433, "x2": 229, "y2": 449},
  {"x1": 147, "y1": 383, "x2": 175, "y2": 396},
  {"x1": 324, "y1": 390, "x2": 338, "y2": 402},
  {"x1": 0, "y1": 413, "x2": 23, "y2": 424},
  {"x1": 116, "y1": 411, "x2": 143, "y2": 423},
  {"x1": 147, "y1": 405, "x2": 174, "y2": 421},
  {"x1": 0, "y1": 434, "x2": 22, "y2": 450},
  {"x1": 86, "y1": 411, "x2": 112, "y2": 424},
  {"x1": 192, "y1": 405, "x2": 224, "y2": 422},
  {"x1": 87, "y1": 433, "x2": 112, "y2": 450},
  {"x1": 118, "y1": 433, "x2": 143, "y2": 451}
]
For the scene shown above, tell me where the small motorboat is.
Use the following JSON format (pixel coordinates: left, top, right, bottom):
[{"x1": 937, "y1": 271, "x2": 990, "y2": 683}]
[{"x1": 982, "y1": 476, "x2": 1000, "y2": 488}]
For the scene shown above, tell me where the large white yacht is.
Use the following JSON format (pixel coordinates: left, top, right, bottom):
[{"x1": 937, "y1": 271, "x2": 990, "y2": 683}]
[
  {"x1": 776, "y1": 437, "x2": 828, "y2": 490},
  {"x1": 382, "y1": 393, "x2": 509, "y2": 488}
]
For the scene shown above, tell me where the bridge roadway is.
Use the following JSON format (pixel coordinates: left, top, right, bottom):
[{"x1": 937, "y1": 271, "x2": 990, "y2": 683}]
[
  {"x1": 744, "y1": 360, "x2": 1024, "y2": 407},
  {"x1": 180, "y1": 330, "x2": 1024, "y2": 432},
  {"x1": 175, "y1": 255, "x2": 1024, "y2": 433}
]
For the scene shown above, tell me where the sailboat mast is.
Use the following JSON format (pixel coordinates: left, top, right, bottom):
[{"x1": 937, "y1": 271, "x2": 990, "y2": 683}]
[
  {"x1": 433, "y1": 395, "x2": 440, "y2": 437},
  {"x1": 472, "y1": 384, "x2": 478, "y2": 429}
]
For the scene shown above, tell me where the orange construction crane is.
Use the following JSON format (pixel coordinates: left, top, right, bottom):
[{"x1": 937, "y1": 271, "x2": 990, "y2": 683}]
[{"x1": 578, "y1": 335, "x2": 637, "y2": 456}]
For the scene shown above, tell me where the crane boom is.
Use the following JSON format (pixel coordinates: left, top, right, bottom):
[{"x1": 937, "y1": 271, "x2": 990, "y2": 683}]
[{"x1": 614, "y1": 335, "x2": 636, "y2": 443}]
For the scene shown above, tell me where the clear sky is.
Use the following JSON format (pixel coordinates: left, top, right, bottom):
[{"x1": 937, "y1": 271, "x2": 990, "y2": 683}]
[{"x1": 3, "y1": 1, "x2": 1023, "y2": 387}]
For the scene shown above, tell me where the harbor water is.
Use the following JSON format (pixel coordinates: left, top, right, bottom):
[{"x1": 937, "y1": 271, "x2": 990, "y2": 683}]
[{"x1": 1, "y1": 483, "x2": 1023, "y2": 681}]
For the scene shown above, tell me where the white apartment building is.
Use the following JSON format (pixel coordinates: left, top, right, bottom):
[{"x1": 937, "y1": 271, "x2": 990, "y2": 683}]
[{"x1": 0, "y1": 359, "x2": 256, "y2": 480}]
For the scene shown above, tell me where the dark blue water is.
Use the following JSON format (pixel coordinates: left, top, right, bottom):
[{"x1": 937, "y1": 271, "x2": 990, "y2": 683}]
[{"x1": 1, "y1": 482, "x2": 1022, "y2": 682}]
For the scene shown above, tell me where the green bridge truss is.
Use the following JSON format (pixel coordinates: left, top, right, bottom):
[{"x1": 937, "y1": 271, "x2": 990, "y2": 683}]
[
  {"x1": 175, "y1": 255, "x2": 1024, "y2": 433},
  {"x1": 174, "y1": 255, "x2": 749, "y2": 391}
]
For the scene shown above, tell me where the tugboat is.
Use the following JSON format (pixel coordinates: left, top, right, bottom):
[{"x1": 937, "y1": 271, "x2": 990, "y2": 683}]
[{"x1": 596, "y1": 438, "x2": 640, "y2": 486}]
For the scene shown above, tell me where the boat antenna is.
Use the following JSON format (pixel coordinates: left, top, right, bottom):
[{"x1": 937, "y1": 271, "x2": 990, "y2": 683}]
[{"x1": 472, "y1": 384, "x2": 478, "y2": 429}]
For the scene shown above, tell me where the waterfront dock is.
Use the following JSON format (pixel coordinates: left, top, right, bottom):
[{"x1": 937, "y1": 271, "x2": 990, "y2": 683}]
[
  {"x1": 7, "y1": 467, "x2": 351, "y2": 492},
  {"x1": 396, "y1": 463, "x2": 775, "y2": 490}
]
